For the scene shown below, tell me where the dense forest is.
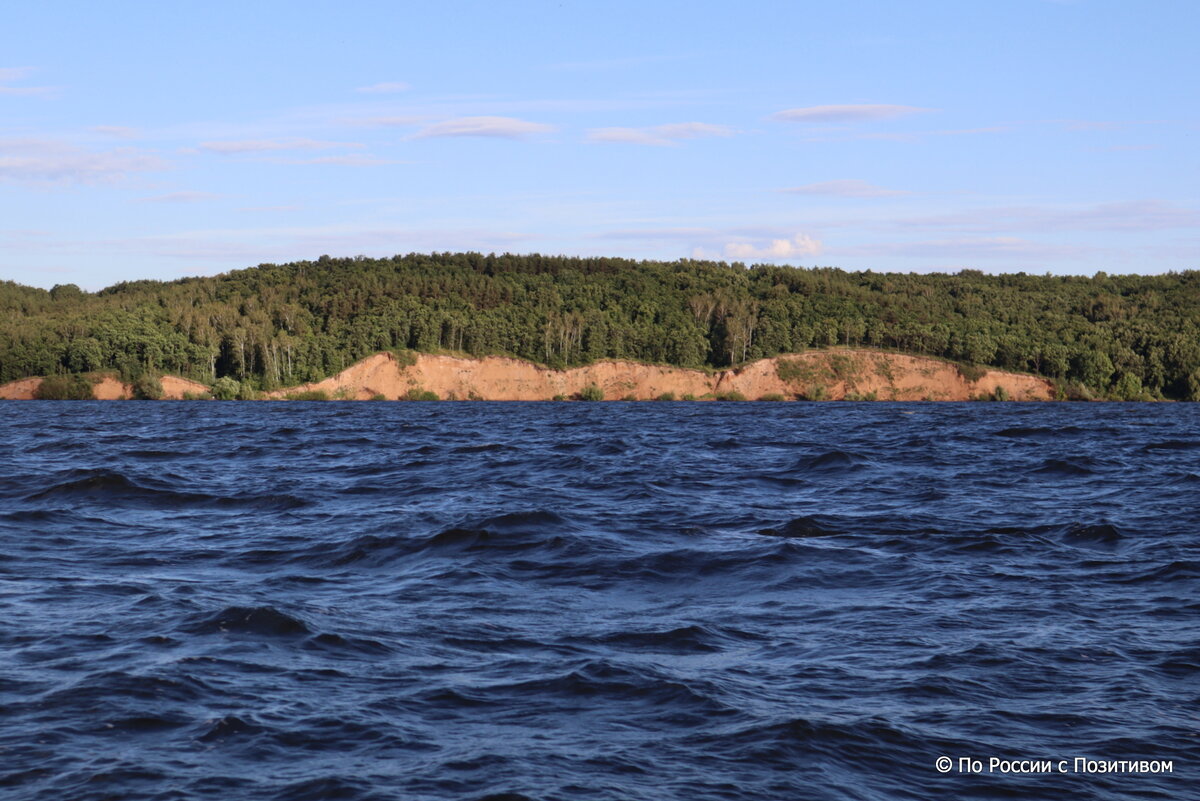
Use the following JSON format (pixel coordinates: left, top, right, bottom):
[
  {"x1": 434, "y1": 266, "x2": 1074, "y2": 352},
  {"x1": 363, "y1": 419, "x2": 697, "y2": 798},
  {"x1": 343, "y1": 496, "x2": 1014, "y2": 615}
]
[{"x1": 2, "y1": 252, "x2": 1199, "y2": 399}]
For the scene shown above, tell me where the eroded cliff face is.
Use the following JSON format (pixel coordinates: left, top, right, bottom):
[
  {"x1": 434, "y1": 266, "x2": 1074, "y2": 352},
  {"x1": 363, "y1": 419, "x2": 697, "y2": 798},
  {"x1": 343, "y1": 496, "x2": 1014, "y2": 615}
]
[
  {"x1": 0, "y1": 375, "x2": 211, "y2": 400},
  {"x1": 265, "y1": 349, "x2": 1054, "y2": 401},
  {"x1": 719, "y1": 351, "x2": 1052, "y2": 401},
  {"x1": 0, "y1": 350, "x2": 1054, "y2": 401}
]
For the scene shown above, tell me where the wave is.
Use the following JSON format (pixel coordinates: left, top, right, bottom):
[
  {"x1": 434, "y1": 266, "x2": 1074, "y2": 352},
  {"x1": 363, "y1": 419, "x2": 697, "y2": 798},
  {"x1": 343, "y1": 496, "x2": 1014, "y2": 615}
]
[
  {"x1": 789, "y1": 450, "x2": 872, "y2": 473},
  {"x1": 23, "y1": 468, "x2": 308, "y2": 511},
  {"x1": 1063, "y1": 522, "x2": 1123, "y2": 544},
  {"x1": 186, "y1": 606, "x2": 312, "y2": 636},
  {"x1": 290, "y1": 510, "x2": 584, "y2": 568},
  {"x1": 429, "y1": 660, "x2": 736, "y2": 715},
  {"x1": 1031, "y1": 458, "x2": 1096, "y2": 476},
  {"x1": 757, "y1": 515, "x2": 840, "y2": 538},
  {"x1": 994, "y1": 425, "x2": 1085, "y2": 438},
  {"x1": 4, "y1": 401, "x2": 1195, "y2": 801},
  {"x1": 1141, "y1": 439, "x2": 1200, "y2": 451},
  {"x1": 198, "y1": 714, "x2": 265, "y2": 742},
  {"x1": 570, "y1": 624, "x2": 732, "y2": 655}
]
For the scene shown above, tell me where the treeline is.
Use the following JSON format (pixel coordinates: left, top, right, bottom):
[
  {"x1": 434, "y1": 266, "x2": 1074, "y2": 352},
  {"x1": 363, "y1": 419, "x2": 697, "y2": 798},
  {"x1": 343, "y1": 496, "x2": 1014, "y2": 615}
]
[{"x1": 2, "y1": 252, "x2": 1199, "y2": 399}]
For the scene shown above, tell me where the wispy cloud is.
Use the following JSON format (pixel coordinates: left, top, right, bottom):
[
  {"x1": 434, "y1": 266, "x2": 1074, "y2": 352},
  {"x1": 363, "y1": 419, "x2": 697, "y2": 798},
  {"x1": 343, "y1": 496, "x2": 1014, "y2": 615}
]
[
  {"x1": 354, "y1": 82, "x2": 411, "y2": 94},
  {"x1": 1098, "y1": 144, "x2": 1158, "y2": 152},
  {"x1": 90, "y1": 125, "x2": 139, "y2": 139},
  {"x1": 341, "y1": 115, "x2": 424, "y2": 128},
  {"x1": 586, "y1": 122, "x2": 734, "y2": 146},
  {"x1": 842, "y1": 237, "x2": 1088, "y2": 260},
  {"x1": 895, "y1": 201, "x2": 1200, "y2": 233},
  {"x1": 549, "y1": 54, "x2": 686, "y2": 71},
  {"x1": 269, "y1": 154, "x2": 403, "y2": 166},
  {"x1": 237, "y1": 204, "x2": 302, "y2": 212},
  {"x1": 139, "y1": 191, "x2": 220, "y2": 203},
  {"x1": 96, "y1": 223, "x2": 531, "y2": 264},
  {"x1": 0, "y1": 138, "x2": 168, "y2": 184},
  {"x1": 411, "y1": 116, "x2": 555, "y2": 139},
  {"x1": 593, "y1": 227, "x2": 715, "y2": 240},
  {"x1": 198, "y1": 138, "x2": 363, "y2": 154},
  {"x1": 781, "y1": 179, "x2": 908, "y2": 198},
  {"x1": 853, "y1": 125, "x2": 1009, "y2": 143},
  {"x1": 771, "y1": 104, "x2": 932, "y2": 123},
  {"x1": 1059, "y1": 119, "x2": 1157, "y2": 132},
  {"x1": 0, "y1": 66, "x2": 56, "y2": 96}
]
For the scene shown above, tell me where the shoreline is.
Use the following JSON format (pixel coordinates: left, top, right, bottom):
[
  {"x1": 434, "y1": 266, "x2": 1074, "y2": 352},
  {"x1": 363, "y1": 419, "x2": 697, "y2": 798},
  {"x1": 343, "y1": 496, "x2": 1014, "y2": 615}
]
[{"x1": 0, "y1": 348, "x2": 1055, "y2": 402}]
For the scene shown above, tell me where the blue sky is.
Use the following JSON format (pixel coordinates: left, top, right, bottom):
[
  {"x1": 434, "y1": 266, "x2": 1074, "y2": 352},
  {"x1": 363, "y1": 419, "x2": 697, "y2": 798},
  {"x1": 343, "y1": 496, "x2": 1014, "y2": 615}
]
[{"x1": 2, "y1": 0, "x2": 1197, "y2": 289}]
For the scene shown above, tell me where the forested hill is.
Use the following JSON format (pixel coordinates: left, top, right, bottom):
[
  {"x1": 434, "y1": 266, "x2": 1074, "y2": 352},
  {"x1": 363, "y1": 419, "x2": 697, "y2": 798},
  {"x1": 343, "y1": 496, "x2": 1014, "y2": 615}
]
[{"x1": 3, "y1": 253, "x2": 1199, "y2": 399}]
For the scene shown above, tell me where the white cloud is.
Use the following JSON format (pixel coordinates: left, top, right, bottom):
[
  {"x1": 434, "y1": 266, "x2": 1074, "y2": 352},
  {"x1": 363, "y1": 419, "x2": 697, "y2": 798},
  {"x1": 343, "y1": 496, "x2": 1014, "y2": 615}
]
[
  {"x1": 771, "y1": 104, "x2": 932, "y2": 123},
  {"x1": 354, "y1": 82, "x2": 411, "y2": 94},
  {"x1": 723, "y1": 234, "x2": 823, "y2": 261},
  {"x1": 0, "y1": 138, "x2": 168, "y2": 184},
  {"x1": 781, "y1": 179, "x2": 908, "y2": 198},
  {"x1": 597, "y1": 226, "x2": 822, "y2": 263},
  {"x1": 198, "y1": 138, "x2": 363, "y2": 154},
  {"x1": 411, "y1": 116, "x2": 556, "y2": 139},
  {"x1": 587, "y1": 122, "x2": 734, "y2": 146}
]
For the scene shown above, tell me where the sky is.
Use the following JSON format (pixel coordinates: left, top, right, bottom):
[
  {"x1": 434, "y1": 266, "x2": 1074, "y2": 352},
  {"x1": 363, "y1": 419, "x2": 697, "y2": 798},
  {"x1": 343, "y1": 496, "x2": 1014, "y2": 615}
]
[{"x1": 2, "y1": 0, "x2": 1198, "y2": 290}]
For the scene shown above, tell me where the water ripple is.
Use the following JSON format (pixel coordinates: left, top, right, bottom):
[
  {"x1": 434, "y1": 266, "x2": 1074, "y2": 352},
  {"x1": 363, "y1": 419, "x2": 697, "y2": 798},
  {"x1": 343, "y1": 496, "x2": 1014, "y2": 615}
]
[{"x1": 0, "y1": 401, "x2": 1196, "y2": 800}]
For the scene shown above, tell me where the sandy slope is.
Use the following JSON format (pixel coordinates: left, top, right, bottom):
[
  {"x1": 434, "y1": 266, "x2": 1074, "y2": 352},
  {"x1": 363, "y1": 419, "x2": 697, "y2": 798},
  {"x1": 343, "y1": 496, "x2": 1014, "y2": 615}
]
[
  {"x1": 266, "y1": 349, "x2": 1054, "y2": 401},
  {"x1": 0, "y1": 350, "x2": 1054, "y2": 401},
  {"x1": 160, "y1": 376, "x2": 212, "y2": 399},
  {"x1": 0, "y1": 378, "x2": 43, "y2": 400},
  {"x1": 0, "y1": 374, "x2": 211, "y2": 400}
]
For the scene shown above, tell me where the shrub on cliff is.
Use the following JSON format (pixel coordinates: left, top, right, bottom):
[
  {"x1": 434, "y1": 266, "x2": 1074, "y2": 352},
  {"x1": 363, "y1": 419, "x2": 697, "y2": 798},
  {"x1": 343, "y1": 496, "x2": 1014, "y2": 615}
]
[
  {"x1": 956, "y1": 363, "x2": 988, "y2": 383},
  {"x1": 132, "y1": 374, "x2": 163, "y2": 400},
  {"x1": 578, "y1": 384, "x2": 604, "y2": 401},
  {"x1": 210, "y1": 377, "x2": 241, "y2": 400},
  {"x1": 404, "y1": 388, "x2": 439, "y2": 401},
  {"x1": 1111, "y1": 372, "x2": 1146, "y2": 401},
  {"x1": 285, "y1": 390, "x2": 329, "y2": 401},
  {"x1": 35, "y1": 374, "x2": 93, "y2": 400}
]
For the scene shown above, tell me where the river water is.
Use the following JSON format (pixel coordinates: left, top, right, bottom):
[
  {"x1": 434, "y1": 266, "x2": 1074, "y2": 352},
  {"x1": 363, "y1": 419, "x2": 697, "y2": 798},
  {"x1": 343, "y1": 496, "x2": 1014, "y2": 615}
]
[{"x1": 1, "y1": 401, "x2": 1196, "y2": 800}]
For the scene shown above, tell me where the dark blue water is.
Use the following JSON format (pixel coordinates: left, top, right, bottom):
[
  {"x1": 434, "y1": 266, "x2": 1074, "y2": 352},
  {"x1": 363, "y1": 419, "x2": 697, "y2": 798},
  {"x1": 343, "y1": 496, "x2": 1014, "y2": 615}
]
[{"x1": 1, "y1": 402, "x2": 1196, "y2": 800}]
